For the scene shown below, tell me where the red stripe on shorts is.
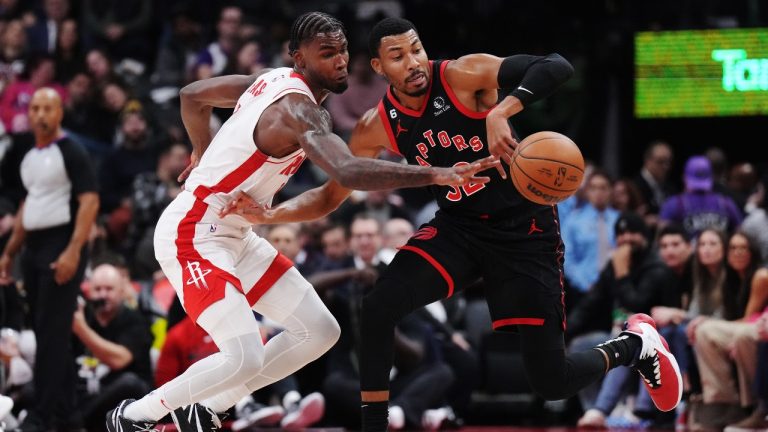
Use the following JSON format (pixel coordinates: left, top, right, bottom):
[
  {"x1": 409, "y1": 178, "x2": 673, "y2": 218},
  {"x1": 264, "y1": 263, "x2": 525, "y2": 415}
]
[
  {"x1": 246, "y1": 253, "x2": 294, "y2": 306},
  {"x1": 492, "y1": 318, "x2": 545, "y2": 329},
  {"x1": 398, "y1": 245, "x2": 455, "y2": 298},
  {"x1": 175, "y1": 151, "x2": 269, "y2": 321}
]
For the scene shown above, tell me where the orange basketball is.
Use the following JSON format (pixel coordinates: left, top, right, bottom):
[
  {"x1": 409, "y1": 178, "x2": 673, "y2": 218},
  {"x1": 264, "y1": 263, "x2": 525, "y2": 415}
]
[{"x1": 510, "y1": 131, "x2": 585, "y2": 205}]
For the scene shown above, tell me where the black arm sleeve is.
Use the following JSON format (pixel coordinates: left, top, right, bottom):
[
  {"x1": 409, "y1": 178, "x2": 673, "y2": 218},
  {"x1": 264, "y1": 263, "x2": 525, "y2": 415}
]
[
  {"x1": 59, "y1": 139, "x2": 98, "y2": 195},
  {"x1": 497, "y1": 53, "x2": 574, "y2": 106}
]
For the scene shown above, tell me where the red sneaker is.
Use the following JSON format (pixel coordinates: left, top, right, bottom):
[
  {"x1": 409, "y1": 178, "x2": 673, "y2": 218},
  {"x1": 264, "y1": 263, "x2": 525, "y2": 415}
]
[{"x1": 620, "y1": 313, "x2": 683, "y2": 412}]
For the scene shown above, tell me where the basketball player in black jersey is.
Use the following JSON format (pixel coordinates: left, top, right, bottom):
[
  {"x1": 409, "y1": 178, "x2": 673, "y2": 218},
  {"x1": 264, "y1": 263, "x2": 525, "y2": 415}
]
[{"x1": 222, "y1": 17, "x2": 683, "y2": 431}]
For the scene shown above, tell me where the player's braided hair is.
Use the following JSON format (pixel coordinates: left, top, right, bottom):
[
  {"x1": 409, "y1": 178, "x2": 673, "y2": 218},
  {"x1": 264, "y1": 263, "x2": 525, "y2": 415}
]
[
  {"x1": 288, "y1": 12, "x2": 346, "y2": 55},
  {"x1": 368, "y1": 17, "x2": 417, "y2": 58}
]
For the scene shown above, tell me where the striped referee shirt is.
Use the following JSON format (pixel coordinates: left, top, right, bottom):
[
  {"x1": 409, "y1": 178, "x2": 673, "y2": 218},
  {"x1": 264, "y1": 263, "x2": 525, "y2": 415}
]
[{"x1": 20, "y1": 136, "x2": 97, "y2": 231}]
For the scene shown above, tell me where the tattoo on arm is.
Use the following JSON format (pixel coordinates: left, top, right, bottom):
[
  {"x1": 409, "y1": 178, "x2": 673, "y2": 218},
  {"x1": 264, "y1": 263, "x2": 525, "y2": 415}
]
[{"x1": 294, "y1": 101, "x2": 438, "y2": 190}]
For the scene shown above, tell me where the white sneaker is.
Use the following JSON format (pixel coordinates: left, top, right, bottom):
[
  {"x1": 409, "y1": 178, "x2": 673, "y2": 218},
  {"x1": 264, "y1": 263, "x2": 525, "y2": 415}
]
[
  {"x1": 232, "y1": 396, "x2": 285, "y2": 431},
  {"x1": 388, "y1": 405, "x2": 405, "y2": 430},
  {"x1": 422, "y1": 406, "x2": 456, "y2": 431},
  {"x1": 280, "y1": 392, "x2": 325, "y2": 430},
  {"x1": 621, "y1": 313, "x2": 683, "y2": 412},
  {"x1": 0, "y1": 396, "x2": 13, "y2": 420},
  {"x1": 577, "y1": 408, "x2": 606, "y2": 429}
]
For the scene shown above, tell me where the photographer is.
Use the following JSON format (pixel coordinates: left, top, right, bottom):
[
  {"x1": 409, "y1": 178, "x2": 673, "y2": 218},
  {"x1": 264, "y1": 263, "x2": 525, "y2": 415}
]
[{"x1": 72, "y1": 263, "x2": 152, "y2": 431}]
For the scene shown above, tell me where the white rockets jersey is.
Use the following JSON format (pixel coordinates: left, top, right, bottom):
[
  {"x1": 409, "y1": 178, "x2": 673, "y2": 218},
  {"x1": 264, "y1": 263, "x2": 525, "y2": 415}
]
[{"x1": 184, "y1": 68, "x2": 315, "y2": 228}]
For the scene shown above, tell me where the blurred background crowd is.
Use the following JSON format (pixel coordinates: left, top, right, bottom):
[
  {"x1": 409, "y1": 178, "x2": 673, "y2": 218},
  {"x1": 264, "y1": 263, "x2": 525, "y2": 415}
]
[{"x1": 1, "y1": 0, "x2": 768, "y2": 431}]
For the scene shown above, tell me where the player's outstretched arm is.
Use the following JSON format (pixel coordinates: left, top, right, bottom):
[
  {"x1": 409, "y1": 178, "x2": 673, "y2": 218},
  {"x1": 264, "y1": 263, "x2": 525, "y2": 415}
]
[
  {"x1": 178, "y1": 70, "x2": 272, "y2": 181},
  {"x1": 447, "y1": 53, "x2": 574, "y2": 170},
  {"x1": 290, "y1": 96, "x2": 499, "y2": 191},
  {"x1": 218, "y1": 108, "x2": 384, "y2": 224}
]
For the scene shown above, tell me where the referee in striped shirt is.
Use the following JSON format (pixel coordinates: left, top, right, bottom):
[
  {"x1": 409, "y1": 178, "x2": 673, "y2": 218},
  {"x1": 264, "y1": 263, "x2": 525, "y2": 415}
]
[{"x1": 0, "y1": 88, "x2": 99, "y2": 431}]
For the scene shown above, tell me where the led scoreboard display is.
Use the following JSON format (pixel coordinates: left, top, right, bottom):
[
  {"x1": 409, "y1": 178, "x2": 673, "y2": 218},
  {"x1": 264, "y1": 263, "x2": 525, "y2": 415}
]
[{"x1": 635, "y1": 28, "x2": 768, "y2": 118}]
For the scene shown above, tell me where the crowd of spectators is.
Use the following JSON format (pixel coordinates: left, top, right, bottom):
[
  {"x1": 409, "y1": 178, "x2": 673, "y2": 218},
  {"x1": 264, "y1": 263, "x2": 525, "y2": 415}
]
[{"x1": 0, "y1": 1, "x2": 767, "y2": 431}]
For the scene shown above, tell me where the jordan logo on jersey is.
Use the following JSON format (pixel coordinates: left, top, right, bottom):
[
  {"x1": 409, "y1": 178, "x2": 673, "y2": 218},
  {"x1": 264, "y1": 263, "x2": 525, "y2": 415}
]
[
  {"x1": 528, "y1": 218, "x2": 544, "y2": 235},
  {"x1": 395, "y1": 120, "x2": 408, "y2": 138},
  {"x1": 185, "y1": 261, "x2": 212, "y2": 289}
]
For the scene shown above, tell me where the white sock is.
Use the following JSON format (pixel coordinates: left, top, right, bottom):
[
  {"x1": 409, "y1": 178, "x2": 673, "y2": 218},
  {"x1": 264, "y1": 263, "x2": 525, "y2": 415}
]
[{"x1": 123, "y1": 389, "x2": 172, "y2": 422}]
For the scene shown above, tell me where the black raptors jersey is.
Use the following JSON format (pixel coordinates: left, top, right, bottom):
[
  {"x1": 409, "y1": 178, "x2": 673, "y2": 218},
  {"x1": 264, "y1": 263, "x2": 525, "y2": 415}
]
[{"x1": 378, "y1": 60, "x2": 541, "y2": 217}]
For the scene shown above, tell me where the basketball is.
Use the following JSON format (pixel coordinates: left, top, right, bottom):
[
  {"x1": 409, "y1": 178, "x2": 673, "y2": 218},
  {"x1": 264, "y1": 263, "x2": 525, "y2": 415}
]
[{"x1": 510, "y1": 131, "x2": 585, "y2": 205}]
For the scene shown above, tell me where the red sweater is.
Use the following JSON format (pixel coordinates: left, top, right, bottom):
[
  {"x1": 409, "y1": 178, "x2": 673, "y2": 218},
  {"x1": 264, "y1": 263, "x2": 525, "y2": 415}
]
[{"x1": 154, "y1": 317, "x2": 219, "y2": 387}]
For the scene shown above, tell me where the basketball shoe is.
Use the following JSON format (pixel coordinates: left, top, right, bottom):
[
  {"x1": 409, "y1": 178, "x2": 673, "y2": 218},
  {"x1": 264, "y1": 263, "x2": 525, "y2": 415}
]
[
  {"x1": 105, "y1": 399, "x2": 159, "y2": 432},
  {"x1": 280, "y1": 392, "x2": 325, "y2": 430},
  {"x1": 171, "y1": 403, "x2": 224, "y2": 432},
  {"x1": 620, "y1": 313, "x2": 683, "y2": 412}
]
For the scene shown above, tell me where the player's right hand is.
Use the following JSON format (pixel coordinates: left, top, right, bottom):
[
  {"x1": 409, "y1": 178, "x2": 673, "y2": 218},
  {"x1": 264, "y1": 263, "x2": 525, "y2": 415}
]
[
  {"x1": 178, "y1": 152, "x2": 200, "y2": 183},
  {"x1": 486, "y1": 110, "x2": 518, "y2": 179},
  {"x1": 218, "y1": 191, "x2": 272, "y2": 223},
  {"x1": 433, "y1": 155, "x2": 500, "y2": 187}
]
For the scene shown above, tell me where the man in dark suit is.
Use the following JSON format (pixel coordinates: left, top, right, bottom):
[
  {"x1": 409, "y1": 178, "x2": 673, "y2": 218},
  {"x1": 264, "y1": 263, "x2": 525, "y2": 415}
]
[{"x1": 26, "y1": 0, "x2": 71, "y2": 54}]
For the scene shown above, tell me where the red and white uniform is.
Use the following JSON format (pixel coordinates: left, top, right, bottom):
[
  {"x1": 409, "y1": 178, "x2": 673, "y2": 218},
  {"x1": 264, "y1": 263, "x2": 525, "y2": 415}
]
[{"x1": 154, "y1": 68, "x2": 313, "y2": 321}]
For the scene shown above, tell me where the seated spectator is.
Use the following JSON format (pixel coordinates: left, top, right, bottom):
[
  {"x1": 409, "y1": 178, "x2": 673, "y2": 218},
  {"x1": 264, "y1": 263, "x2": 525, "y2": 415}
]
[
  {"x1": 741, "y1": 178, "x2": 768, "y2": 264},
  {"x1": 0, "y1": 54, "x2": 66, "y2": 133},
  {"x1": 127, "y1": 142, "x2": 188, "y2": 279},
  {"x1": 691, "y1": 231, "x2": 768, "y2": 429},
  {"x1": 724, "y1": 327, "x2": 768, "y2": 432},
  {"x1": 561, "y1": 169, "x2": 619, "y2": 306},
  {"x1": 72, "y1": 263, "x2": 153, "y2": 431},
  {"x1": 651, "y1": 228, "x2": 730, "y2": 429},
  {"x1": 99, "y1": 107, "x2": 159, "y2": 242},
  {"x1": 24, "y1": 0, "x2": 70, "y2": 55},
  {"x1": 85, "y1": 48, "x2": 117, "y2": 88},
  {"x1": 226, "y1": 39, "x2": 266, "y2": 76},
  {"x1": 570, "y1": 213, "x2": 678, "y2": 425},
  {"x1": 53, "y1": 19, "x2": 83, "y2": 84},
  {"x1": 660, "y1": 155, "x2": 743, "y2": 239},
  {"x1": 62, "y1": 72, "x2": 109, "y2": 155},
  {"x1": 150, "y1": 5, "x2": 203, "y2": 89},
  {"x1": 0, "y1": 327, "x2": 33, "y2": 429},
  {"x1": 81, "y1": 0, "x2": 152, "y2": 64},
  {"x1": 634, "y1": 141, "x2": 677, "y2": 223},
  {"x1": 612, "y1": 177, "x2": 648, "y2": 222},
  {"x1": 379, "y1": 218, "x2": 414, "y2": 264},
  {"x1": 335, "y1": 189, "x2": 412, "y2": 228},
  {"x1": 0, "y1": 19, "x2": 28, "y2": 94},
  {"x1": 193, "y1": 6, "x2": 242, "y2": 77}
]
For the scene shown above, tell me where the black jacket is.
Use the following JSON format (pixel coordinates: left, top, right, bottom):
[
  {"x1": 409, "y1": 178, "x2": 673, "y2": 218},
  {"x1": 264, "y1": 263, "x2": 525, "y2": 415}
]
[{"x1": 567, "y1": 247, "x2": 680, "y2": 338}]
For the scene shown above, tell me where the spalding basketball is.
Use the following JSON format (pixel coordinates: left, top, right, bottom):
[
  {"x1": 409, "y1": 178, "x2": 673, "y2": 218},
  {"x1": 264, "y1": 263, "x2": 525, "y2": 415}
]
[{"x1": 510, "y1": 131, "x2": 585, "y2": 205}]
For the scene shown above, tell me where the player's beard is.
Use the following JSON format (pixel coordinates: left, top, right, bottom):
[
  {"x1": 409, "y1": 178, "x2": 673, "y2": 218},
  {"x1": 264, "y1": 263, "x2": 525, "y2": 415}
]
[
  {"x1": 326, "y1": 78, "x2": 349, "y2": 94},
  {"x1": 402, "y1": 71, "x2": 429, "y2": 97},
  {"x1": 403, "y1": 84, "x2": 429, "y2": 97},
  {"x1": 307, "y1": 69, "x2": 349, "y2": 94}
]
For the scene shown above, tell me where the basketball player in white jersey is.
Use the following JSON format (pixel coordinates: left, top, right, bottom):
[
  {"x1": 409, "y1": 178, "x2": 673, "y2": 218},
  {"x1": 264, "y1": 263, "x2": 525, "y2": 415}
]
[{"x1": 105, "y1": 12, "x2": 498, "y2": 432}]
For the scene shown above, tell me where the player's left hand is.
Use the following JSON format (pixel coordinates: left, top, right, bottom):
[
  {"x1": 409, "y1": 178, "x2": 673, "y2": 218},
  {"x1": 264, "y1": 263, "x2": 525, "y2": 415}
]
[
  {"x1": 486, "y1": 110, "x2": 518, "y2": 179},
  {"x1": 433, "y1": 156, "x2": 501, "y2": 186},
  {"x1": 219, "y1": 191, "x2": 273, "y2": 224},
  {"x1": 178, "y1": 152, "x2": 200, "y2": 183},
  {"x1": 51, "y1": 246, "x2": 80, "y2": 285}
]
